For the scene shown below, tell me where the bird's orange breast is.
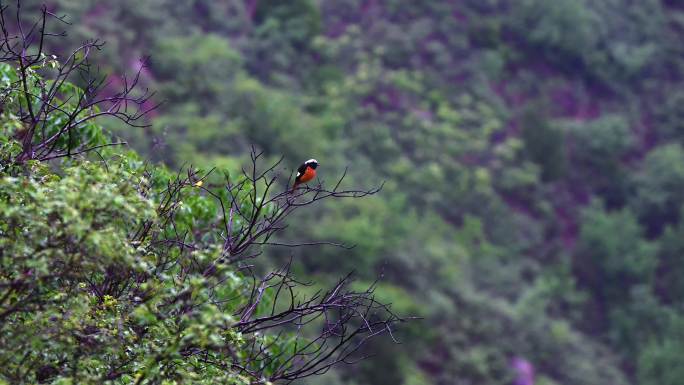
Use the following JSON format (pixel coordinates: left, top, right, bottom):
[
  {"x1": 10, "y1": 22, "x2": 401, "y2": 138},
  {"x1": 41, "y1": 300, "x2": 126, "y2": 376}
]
[{"x1": 299, "y1": 166, "x2": 316, "y2": 183}]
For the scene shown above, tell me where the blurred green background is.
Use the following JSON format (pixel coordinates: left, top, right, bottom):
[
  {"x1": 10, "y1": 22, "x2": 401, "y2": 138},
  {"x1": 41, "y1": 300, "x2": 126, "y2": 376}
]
[{"x1": 17, "y1": 0, "x2": 684, "y2": 384}]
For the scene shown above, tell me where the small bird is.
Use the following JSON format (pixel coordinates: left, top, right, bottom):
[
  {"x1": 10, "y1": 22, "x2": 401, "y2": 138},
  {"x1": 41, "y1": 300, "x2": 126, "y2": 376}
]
[{"x1": 291, "y1": 158, "x2": 319, "y2": 192}]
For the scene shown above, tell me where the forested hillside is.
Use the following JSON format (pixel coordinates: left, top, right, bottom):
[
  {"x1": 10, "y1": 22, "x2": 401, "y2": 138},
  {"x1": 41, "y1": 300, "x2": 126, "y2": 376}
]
[{"x1": 6, "y1": 1, "x2": 684, "y2": 384}]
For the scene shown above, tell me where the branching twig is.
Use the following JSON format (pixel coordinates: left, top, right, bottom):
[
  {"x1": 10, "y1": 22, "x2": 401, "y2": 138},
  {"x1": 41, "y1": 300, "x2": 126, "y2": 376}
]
[{"x1": 0, "y1": 3, "x2": 155, "y2": 164}]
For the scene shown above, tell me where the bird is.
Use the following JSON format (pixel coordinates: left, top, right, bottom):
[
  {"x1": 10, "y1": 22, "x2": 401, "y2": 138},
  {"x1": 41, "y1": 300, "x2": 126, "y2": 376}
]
[{"x1": 291, "y1": 158, "x2": 319, "y2": 192}]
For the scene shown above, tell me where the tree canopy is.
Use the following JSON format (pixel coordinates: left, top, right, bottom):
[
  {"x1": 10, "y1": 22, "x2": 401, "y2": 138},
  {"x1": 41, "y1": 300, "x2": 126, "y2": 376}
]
[{"x1": 4, "y1": 1, "x2": 684, "y2": 384}]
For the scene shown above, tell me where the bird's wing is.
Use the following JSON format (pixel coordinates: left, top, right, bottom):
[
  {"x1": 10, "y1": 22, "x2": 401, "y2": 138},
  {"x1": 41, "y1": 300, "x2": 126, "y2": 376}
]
[{"x1": 296, "y1": 162, "x2": 308, "y2": 178}]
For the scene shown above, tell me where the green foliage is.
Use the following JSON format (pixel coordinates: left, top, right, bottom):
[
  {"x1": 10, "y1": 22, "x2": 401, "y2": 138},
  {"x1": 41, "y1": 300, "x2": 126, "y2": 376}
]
[
  {"x1": 637, "y1": 314, "x2": 684, "y2": 385},
  {"x1": 630, "y1": 144, "x2": 684, "y2": 235},
  {"x1": 655, "y1": 215, "x2": 684, "y2": 302},
  {"x1": 510, "y1": 0, "x2": 599, "y2": 67},
  {"x1": 154, "y1": 34, "x2": 243, "y2": 107},
  {"x1": 567, "y1": 115, "x2": 632, "y2": 167},
  {"x1": 0, "y1": 63, "x2": 106, "y2": 156},
  {"x1": 0, "y1": 60, "x2": 395, "y2": 385},
  {"x1": 11, "y1": 0, "x2": 684, "y2": 384},
  {"x1": 0, "y1": 136, "x2": 254, "y2": 383},
  {"x1": 575, "y1": 202, "x2": 656, "y2": 302},
  {"x1": 509, "y1": 0, "x2": 665, "y2": 85},
  {"x1": 520, "y1": 107, "x2": 566, "y2": 181},
  {"x1": 653, "y1": 89, "x2": 684, "y2": 142}
]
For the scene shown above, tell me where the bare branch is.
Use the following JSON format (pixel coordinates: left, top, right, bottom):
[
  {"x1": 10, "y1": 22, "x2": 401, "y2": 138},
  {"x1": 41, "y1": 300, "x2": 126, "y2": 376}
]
[{"x1": 0, "y1": 4, "x2": 155, "y2": 164}]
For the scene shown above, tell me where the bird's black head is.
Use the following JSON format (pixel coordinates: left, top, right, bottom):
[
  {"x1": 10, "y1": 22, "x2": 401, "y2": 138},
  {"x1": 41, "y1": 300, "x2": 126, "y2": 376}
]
[{"x1": 305, "y1": 158, "x2": 319, "y2": 169}]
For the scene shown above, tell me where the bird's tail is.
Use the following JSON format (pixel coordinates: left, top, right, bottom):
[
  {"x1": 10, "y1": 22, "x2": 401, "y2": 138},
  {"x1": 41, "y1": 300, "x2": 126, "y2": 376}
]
[{"x1": 290, "y1": 181, "x2": 299, "y2": 194}]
